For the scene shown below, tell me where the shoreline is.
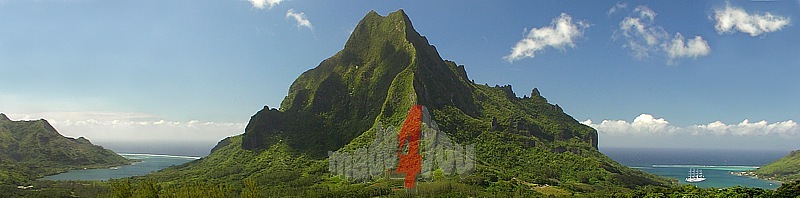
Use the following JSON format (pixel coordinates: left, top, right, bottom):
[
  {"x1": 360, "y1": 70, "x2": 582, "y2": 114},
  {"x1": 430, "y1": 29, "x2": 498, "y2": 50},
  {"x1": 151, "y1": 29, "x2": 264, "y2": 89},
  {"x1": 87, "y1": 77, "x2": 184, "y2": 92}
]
[
  {"x1": 630, "y1": 165, "x2": 781, "y2": 189},
  {"x1": 730, "y1": 171, "x2": 783, "y2": 185},
  {"x1": 38, "y1": 159, "x2": 136, "y2": 179},
  {"x1": 40, "y1": 154, "x2": 196, "y2": 181}
]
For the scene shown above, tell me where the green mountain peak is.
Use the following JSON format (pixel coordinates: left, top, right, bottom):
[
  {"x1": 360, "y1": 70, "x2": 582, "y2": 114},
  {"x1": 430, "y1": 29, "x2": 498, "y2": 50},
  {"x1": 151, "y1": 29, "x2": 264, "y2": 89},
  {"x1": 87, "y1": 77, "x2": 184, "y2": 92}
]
[
  {"x1": 244, "y1": 9, "x2": 596, "y2": 156},
  {"x1": 247, "y1": 10, "x2": 478, "y2": 156},
  {"x1": 148, "y1": 10, "x2": 670, "y2": 194},
  {"x1": 0, "y1": 115, "x2": 131, "y2": 184}
]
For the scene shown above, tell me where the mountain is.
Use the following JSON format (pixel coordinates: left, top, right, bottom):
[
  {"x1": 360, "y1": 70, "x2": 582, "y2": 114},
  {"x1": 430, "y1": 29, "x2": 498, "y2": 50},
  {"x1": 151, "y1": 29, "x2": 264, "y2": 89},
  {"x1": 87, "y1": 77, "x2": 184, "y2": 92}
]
[
  {"x1": 144, "y1": 9, "x2": 670, "y2": 196},
  {"x1": 0, "y1": 113, "x2": 131, "y2": 184},
  {"x1": 242, "y1": 9, "x2": 483, "y2": 157},
  {"x1": 756, "y1": 150, "x2": 800, "y2": 182},
  {"x1": 243, "y1": 9, "x2": 598, "y2": 157}
]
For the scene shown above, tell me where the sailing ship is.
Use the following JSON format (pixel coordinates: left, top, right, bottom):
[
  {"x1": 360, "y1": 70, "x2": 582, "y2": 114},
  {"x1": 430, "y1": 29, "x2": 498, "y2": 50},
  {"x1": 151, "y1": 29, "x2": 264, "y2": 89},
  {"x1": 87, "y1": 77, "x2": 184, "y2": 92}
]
[{"x1": 685, "y1": 168, "x2": 706, "y2": 183}]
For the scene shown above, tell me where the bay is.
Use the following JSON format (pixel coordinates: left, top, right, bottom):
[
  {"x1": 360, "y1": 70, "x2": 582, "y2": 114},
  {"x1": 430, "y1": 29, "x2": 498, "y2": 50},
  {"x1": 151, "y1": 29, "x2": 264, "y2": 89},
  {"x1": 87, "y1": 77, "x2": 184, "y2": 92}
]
[
  {"x1": 602, "y1": 147, "x2": 787, "y2": 190},
  {"x1": 41, "y1": 153, "x2": 197, "y2": 181}
]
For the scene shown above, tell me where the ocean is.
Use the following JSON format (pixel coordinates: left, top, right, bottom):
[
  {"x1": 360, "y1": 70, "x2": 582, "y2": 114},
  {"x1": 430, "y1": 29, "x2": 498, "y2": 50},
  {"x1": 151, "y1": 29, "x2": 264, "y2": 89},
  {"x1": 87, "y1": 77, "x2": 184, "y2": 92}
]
[
  {"x1": 601, "y1": 147, "x2": 788, "y2": 189},
  {"x1": 41, "y1": 153, "x2": 197, "y2": 181},
  {"x1": 97, "y1": 141, "x2": 215, "y2": 157}
]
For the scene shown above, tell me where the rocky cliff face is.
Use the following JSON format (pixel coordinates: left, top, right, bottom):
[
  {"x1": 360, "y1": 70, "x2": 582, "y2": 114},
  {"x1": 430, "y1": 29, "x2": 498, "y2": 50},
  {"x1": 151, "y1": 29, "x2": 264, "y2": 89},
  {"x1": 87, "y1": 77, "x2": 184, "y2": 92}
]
[
  {"x1": 242, "y1": 10, "x2": 598, "y2": 158},
  {"x1": 151, "y1": 10, "x2": 668, "y2": 190}
]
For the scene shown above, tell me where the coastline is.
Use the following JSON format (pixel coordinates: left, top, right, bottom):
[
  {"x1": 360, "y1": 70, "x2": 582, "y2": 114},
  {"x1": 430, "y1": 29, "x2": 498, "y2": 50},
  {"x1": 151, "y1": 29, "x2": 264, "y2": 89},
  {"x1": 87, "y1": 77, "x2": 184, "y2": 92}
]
[
  {"x1": 730, "y1": 171, "x2": 784, "y2": 186},
  {"x1": 41, "y1": 154, "x2": 196, "y2": 181},
  {"x1": 39, "y1": 156, "x2": 137, "y2": 179},
  {"x1": 629, "y1": 164, "x2": 781, "y2": 189}
]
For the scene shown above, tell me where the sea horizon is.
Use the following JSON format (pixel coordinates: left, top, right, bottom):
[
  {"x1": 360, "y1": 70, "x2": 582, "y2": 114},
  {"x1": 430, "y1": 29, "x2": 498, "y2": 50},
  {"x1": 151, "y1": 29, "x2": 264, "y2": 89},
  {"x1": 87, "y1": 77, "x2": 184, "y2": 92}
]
[
  {"x1": 99, "y1": 141, "x2": 217, "y2": 158},
  {"x1": 117, "y1": 153, "x2": 202, "y2": 160},
  {"x1": 601, "y1": 147, "x2": 788, "y2": 189},
  {"x1": 600, "y1": 147, "x2": 791, "y2": 166}
]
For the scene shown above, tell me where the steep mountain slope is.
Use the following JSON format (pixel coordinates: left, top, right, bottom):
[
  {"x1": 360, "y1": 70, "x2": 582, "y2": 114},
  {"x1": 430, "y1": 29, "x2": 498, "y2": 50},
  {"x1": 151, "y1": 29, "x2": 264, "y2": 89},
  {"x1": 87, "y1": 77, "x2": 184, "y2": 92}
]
[
  {"x1": 756, "y1": 150, "x2": 800, "y2": 182},
  {"x1": 244, "y1": 9, "x2": 597, "y2": 157},
  {"x1": 242, "y1": 10, "x2": 487, "y2": 156},
  {"x1": 0, "y1": 113, "x2": 131, "y2": 184},
  {"x1": 146, "y1": 9, "x2": 670, "y2": 195}
]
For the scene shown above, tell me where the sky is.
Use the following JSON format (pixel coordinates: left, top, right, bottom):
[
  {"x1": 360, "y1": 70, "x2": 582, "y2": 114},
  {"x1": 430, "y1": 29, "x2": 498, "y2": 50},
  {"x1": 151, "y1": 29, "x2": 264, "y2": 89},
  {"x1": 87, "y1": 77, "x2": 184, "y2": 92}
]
[{"x1": 0, "y1": 0, "x2": 798, "y2": 154}]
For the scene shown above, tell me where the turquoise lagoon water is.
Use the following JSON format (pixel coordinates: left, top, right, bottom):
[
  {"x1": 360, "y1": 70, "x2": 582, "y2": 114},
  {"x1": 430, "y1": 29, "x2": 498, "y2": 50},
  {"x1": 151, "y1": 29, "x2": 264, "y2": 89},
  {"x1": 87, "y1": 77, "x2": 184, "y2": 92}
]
[
  {"x1": 42, "y1": 153, "x2": 197, "y2": 181},
  {"x1": 602, "y1": 148, "x2": 787, "y2": 190},
  {"x1": 632, "y1": 165, "x2": 781, "y2": 189}
]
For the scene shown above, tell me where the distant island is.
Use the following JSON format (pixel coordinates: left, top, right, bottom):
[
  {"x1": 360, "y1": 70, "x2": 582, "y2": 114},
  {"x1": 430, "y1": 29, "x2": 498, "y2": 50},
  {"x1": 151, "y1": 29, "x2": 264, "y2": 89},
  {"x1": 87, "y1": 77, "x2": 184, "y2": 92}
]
[{"x1": 0, "y1": 113, "x2": 132, "y2": 185}]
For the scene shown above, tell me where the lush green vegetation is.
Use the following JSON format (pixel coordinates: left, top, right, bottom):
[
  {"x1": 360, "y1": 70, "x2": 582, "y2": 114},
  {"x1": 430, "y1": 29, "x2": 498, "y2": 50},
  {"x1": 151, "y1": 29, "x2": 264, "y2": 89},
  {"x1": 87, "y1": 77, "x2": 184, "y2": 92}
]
[
  {"x1": 6, "y1": 9, "x2": 800, "y2": 198},
  {"x1": 0, "y1": 114, "x2": 131, "y2": 185},
  {"x1": 5, "y1": 176, "x2": 800, "y2": 197},
  {"x1": 593, "y1": 181, "x2": 800, "y2": 198},
  {"x1": 756, "y1": 150, "x2": 800, "y2": 182},
  {"x1": 1, "y1": 180, "x2": 113, "y2": 197},
  {"x1": 123, "y1": 132, "x2": 670, "y2": 197},
  {"x1": 234, "y1": 9, "x2": 668, "y2": 192},
  {"x1": 17, "y1": 132, "x2": 783, "y2": 197}
]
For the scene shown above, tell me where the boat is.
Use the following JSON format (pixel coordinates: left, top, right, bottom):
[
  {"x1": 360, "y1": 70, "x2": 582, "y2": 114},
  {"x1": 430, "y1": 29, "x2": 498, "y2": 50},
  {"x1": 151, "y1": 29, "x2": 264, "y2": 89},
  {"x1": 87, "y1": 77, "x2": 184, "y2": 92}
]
[{"x1": 685, "y1": 168, "x2": 706, "y2": 183}]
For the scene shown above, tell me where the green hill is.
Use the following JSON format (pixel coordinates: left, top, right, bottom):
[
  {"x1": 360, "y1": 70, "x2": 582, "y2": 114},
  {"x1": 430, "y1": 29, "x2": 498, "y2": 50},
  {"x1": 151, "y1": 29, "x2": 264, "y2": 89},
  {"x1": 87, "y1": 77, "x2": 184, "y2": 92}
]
[
  {"x1": 756, "y1": 150, "x2": 800, "y2": 182},
  {"x1": 143, "y1": 9, "x2": 670, "y2": 196},
  {"x1": 0, "y1": 113, "x2": 131, "y2": 185}
]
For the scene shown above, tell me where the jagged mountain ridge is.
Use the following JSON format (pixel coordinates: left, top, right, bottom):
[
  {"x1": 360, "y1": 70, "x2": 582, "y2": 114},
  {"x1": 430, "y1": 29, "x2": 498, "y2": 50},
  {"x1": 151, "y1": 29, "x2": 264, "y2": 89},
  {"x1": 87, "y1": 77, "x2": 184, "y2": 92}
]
[
  {"x1": 148, "y1": 10, "x2": 669, "y2": 191},
  {"x1": 0, "y1": 113, "x2": 131, "y2": 184},
  {"x1": 243, "y1": 10, "x2": 479, "y2": 156},
  {"x1": 243, "y1": 9, "x2": 595, "y2": 157}
]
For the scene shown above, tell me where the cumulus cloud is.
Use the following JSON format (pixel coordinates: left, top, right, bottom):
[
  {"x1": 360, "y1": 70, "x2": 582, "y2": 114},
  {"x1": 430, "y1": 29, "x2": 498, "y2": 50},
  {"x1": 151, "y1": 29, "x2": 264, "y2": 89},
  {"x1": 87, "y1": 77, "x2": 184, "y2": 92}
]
[
  {"x1": 688, "y1": 119, "x2": 800, "y2": 137},
  {"x1": 615, "y1": 5, "x2": 711, "y2": 64},
  {"x1": 249, "y1": 0, "x2": 283, "y2": 9},
  {"x1": 617, "y1": 6, "x2": 668, "y2": 59},
  {"x1": 713, "y1": 3, "x2": 791, "y2": 36},
  {"x1": 286, "y1": 9, "x2": 313, "y2": 30},
  {"x1": 582, "y1": 114, "x2": 678, "y2": 135},
  {"x1": 607, "y1": 2, "x2": 628, "y2": 16},
  {"x1": 504, "y1": 13, "x2": 589, "y2": 62},
  {"x1": 663, "y1": 33, "x2": 710, "y2": 64},
  {"x1": 6, "y1": 112, "x2": 246, "y2": 143},
  {"x1": 582, "y1": 114, "x2": 800, "y2": 137}
]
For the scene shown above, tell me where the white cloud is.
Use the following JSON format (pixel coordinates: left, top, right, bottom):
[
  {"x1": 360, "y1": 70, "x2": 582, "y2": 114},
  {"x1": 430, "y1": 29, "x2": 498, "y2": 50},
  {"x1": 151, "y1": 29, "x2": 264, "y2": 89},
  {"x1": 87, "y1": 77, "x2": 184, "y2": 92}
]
[
  {"x1": 689, "y1": 119, "x2": 800, "y2": 137},
  {"x1": 633, "y1": 5, "x2": 656, "y2": 21},
  {"x1": 618, "y1": 6, "x2": 668, "y2": 59},
  {"x1": 713, "y1": 3, "x2": 791, "y2": 36},
  {"x1": 615, "y1": 5, "x2": 711, "y2": 64},
  {"x1": 607, "y1": 2, "x2": 628, "y2": 16},
  {"x1": 7, "y1": 111, "x2": 156, "y2": 121},
  {"x1": 5, "y1": 112, "x2": 246, "y2": 143},
  {"x1": 663, "y1": 33, "x2": 710, "y2": 64},
  {"x1": 582, "y1": 114, "x2": 678, "y2": 135},
  {"x1": 249, "y1": 0, "x2": 283, "y2": 9},
  {"x1": 582, "y1": 114, "x2": 800, "y2": 137},
  {"x1": 286, "y1": 9, "x2": 313, "y2": 30},
  {"x1": 504, "y1": 13, "x2": 589, "y2": 62}
]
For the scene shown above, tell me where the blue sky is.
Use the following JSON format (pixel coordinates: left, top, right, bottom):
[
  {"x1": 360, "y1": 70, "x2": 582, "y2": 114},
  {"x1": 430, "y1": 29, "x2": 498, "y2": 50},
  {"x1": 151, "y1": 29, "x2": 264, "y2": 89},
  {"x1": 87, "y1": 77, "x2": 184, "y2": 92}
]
[{"x1": 1, "y1": 1, "x2": 798, "y2": 153}]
